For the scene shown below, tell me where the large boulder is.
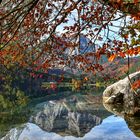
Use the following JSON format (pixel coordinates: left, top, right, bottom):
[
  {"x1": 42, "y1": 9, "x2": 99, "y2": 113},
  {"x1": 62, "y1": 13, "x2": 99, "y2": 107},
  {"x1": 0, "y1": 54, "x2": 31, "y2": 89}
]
[{"x1": 103, "y1": 71, "x2": 140, "y2": 116}]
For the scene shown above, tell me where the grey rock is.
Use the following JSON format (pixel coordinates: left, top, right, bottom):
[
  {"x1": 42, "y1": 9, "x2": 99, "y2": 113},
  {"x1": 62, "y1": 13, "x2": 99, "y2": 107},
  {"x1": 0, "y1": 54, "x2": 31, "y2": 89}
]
[{"x1": 103, "y1": 71, "x2": 140, "y2": 116}]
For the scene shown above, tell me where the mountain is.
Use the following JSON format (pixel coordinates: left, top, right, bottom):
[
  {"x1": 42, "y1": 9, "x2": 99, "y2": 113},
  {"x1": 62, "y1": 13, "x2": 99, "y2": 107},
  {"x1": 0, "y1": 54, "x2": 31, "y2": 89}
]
[
  {"x1": 79, "y1": 35, "x2": 96, "y2": 54},
  {"x1": 64, "y1": 35, "x2": 98, "y2": 56}
]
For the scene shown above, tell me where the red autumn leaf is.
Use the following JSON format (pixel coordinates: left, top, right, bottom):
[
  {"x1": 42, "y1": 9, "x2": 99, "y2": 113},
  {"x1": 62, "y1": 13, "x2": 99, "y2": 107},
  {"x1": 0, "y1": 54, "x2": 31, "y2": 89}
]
[
  {"x1": 50, "y1": 83, "x2": 57, "y2": 90},
  {"x1": 123, "y1": 34, "x2": 129, "y2": 39},
  {"x1": 134, "y1": 0, "x2": 138, "y2": 4},
  {"x1": 119, "y1": 52, "x2": 126, "y2": 58},
  {"x1": 132, "y1": 80, "x2": 140, "y2": 90},
  {"x1": 81, "y1": 14, "x2": 87, "y2": 20}
]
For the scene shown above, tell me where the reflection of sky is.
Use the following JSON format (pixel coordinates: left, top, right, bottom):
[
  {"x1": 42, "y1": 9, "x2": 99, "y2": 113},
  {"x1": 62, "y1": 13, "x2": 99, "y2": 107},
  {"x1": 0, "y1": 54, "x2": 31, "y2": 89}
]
[
  {"x1": 5, "y1": 115, "x2": 140, "y2": 140},
  {"x1": 85, "y1": 115, "x2": 139, "y2": 140}
]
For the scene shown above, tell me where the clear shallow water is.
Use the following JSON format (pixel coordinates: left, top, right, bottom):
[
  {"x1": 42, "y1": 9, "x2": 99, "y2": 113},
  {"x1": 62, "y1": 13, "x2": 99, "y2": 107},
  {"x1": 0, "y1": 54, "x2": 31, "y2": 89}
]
[{"x1": 0, "y1": 90, "x2": 140, "y2": 140}]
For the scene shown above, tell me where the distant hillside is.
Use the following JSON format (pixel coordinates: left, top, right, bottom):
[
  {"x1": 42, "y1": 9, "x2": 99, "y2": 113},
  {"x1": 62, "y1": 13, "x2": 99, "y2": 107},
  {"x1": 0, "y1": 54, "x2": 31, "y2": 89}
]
[
  {"x1": 42, "y1": 34, "x2": 140, "y2": 83},
  {"x1": 97, "y1": 56, "x2": 140, "y2": 82}
]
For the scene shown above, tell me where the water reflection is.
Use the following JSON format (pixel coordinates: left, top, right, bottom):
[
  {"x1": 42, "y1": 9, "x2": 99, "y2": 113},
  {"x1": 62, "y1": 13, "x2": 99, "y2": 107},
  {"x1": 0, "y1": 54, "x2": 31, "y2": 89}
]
[
  {"x1": 29, "y1": 94, "x2": 109, "y2": 137},
  {"x1": 2, "y1": 116, "x2": 139, "y2": 140},
  {"x1": 104, "y1": 103, "x2": 140, "y2": 139},
  {"x1": 0, "y1": 112, "x2": 29, "y2": 138},
  {"x1": 1, "y1": 93, "x2": 140, "y2": 140}
]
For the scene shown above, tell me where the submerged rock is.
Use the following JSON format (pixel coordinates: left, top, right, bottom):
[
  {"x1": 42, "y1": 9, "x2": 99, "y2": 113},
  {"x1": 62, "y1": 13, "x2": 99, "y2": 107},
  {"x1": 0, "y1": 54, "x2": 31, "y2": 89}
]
[{"x1": 103, "y1": 71, "x2": 140, "y2": 116}]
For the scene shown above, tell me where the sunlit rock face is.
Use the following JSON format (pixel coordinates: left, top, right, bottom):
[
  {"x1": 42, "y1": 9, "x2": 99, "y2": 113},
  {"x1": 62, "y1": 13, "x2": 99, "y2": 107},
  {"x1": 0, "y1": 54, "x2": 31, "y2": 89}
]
[
  {"x1": 103, "y1": 71, "x2": 140, "y2": 116},
  {"x1": 30, "y1": 95, "x2": 103, "y2": 137}
]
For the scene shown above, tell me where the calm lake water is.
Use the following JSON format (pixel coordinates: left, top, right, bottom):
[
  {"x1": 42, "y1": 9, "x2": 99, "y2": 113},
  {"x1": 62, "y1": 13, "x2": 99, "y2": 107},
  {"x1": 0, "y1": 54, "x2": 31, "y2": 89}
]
[{"x1": 0, "y1": 88, "x2": 140, "y2": 140}]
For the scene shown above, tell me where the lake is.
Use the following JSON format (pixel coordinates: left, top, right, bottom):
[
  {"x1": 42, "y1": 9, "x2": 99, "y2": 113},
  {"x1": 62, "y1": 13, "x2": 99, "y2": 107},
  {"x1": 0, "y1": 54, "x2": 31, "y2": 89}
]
[{"x1": 0, "y1": 88, "x2": 140, "y2": 140}]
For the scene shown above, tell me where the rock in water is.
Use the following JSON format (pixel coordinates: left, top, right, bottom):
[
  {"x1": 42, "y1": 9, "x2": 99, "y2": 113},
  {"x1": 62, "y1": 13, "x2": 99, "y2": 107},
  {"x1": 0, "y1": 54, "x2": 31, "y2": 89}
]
[{"x1": 103, "y1": 71, "x2": 140, "y2": 116}]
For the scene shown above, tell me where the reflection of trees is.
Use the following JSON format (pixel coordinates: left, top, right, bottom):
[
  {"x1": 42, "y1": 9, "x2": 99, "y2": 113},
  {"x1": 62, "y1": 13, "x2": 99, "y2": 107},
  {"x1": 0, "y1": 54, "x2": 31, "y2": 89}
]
[
  {"x1": 0, "y1": 112, "x2": 29, "y2": 138},
  {"x1": 0, "y1": 65, "x2": 29, "y2": 111}
]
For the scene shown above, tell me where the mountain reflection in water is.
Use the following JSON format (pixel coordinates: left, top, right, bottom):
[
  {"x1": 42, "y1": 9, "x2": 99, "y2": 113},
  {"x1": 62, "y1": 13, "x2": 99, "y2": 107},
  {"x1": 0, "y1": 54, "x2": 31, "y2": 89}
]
[
  {"x1": 29, "y1": 94, "x2": 110, "y2": 137},
  {"x1": 1, "y1": 92, "x2": 140, "y2": 140}
]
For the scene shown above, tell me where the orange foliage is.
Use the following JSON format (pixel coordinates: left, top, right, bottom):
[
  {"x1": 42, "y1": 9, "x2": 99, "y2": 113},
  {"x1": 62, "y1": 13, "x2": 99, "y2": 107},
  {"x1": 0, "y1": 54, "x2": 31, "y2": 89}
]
[
  {"x1": 84, "y1": 77, "x2": 88, "y2": 81},
  {"x1": 108, "y1": 54, "x2": 116, "y2": 62},
  {"x1": 132, "y1": 80, "x2": 140, "y2": 90},
  {"x1": 0, "y1": 0, "x2": 139, "y2": 74},
  {"x1": 132, "y1": 13, "x2": 140, "y2": 20}
]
